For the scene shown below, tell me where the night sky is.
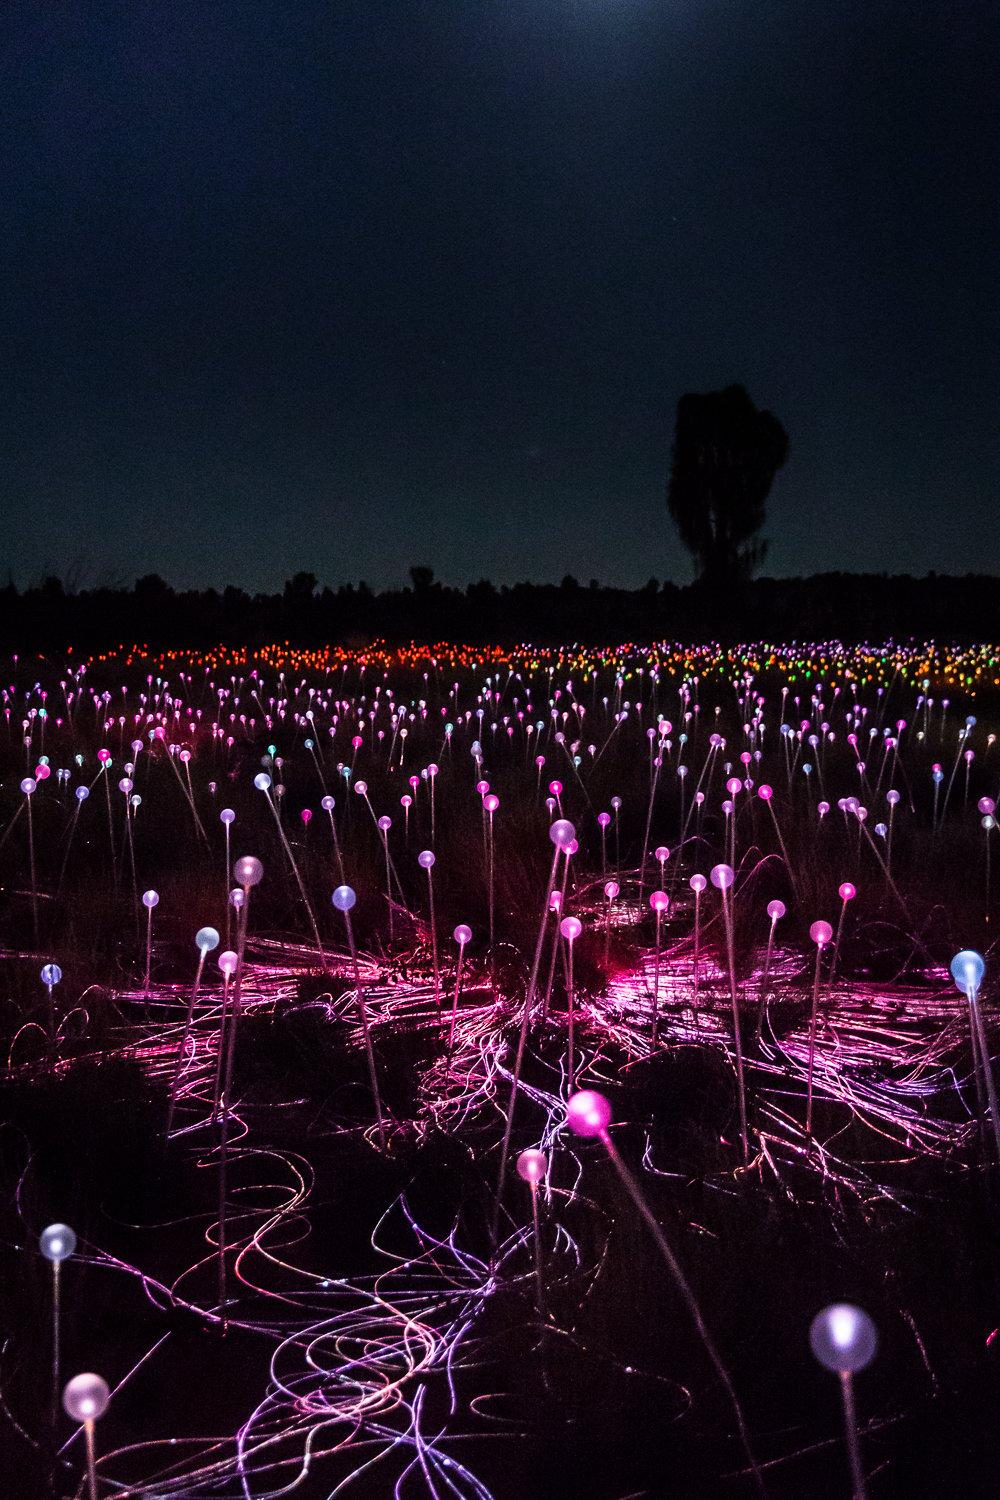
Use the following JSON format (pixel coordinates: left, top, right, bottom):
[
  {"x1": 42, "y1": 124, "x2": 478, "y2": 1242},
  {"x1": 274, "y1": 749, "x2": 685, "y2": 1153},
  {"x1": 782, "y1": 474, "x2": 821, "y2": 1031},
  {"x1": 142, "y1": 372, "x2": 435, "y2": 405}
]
[{"x1": 4, "y1": 0, "x2": 998, "y2": 593}]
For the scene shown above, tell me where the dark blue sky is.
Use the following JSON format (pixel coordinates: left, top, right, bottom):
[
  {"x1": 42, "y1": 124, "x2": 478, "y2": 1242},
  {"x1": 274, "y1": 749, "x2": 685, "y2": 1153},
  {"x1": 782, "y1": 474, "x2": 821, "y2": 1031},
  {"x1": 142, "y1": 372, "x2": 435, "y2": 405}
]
[{"x1": 4, "y1": 0, "x2": 998, "y2": 591}]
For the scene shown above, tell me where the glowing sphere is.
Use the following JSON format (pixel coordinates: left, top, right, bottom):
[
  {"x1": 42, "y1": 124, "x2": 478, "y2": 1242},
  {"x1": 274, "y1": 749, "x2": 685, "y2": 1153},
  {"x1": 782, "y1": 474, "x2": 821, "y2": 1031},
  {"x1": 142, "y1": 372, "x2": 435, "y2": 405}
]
[
  {"x1": 229, "y1": 888, "x2": 244, "y2": 909},
  {"x1": 234, "y1": 856, "x2": 264, "y2": 888},
  {"x1": 597, "y1": 811, "x2": 611, "y2": 828},
  {"x1": 418, "y1": 849, "x2": 436, "y2": 869},
  {"x1": 549, "y1": 780, "x2": 563, "y2": 797},
  {"x1": 810, "y1": 920, "x2": 833, "y2": 946},
  {"x1": 218, "y1": 951, "x2": 238, "y2": 977},
  {"x1": 549, "y1": 818, "x2": 576, "y2": 850},
  {"x1": 689, "y1": 873, "x2": 707, "y2": 894},
  {"x1": 809, "y1": 1304, "x2": 878, "y2": 1374},
  {"x1": 63, "y1": 1373, "x2": 110, "y2": 1423},
  {"x1": 979, "y1": 797, "x2": 996, "y2": 816},
  {"x1": 253, "y1": 773, "x2": 271, "y2": 792},
  {"x1": 757, "y1": 784, "x2": 773, "y2": 801},
  {"x1": 649, "y1": 891, "x2": 669, "y2": 914},
  {"x1": 838, "y1": 882, "x2": 856, "y2": 902},
  {"x1": 604, "y1": 880, "x2": 620, "y2": 899},
  {"x1": 321, "y1": 795, "x2": 335, "y2": 812},
  {"x1": 560, "y1": 916, "x2": 582, "y2": 941},
  {"x1": 950, "y1": 949, "x2": 985, "y2": 996},
  {"x1": 710, "y1": 864, "x2": 734, "y2": 891},
  {"x1": 354, "y1": 780, "x2": 368, "y2": 796},
  {"x1": 332, "y1": 884, "x2": 357, "y2": 912},
  {"x1": 484, "y1": 794, "x2": 499, "y2": 813},
  {"x1": 40, "y1": 963, "x2": 62, "y2": 987},
  {"x1": 377, "y1": 815, "x2": 391, "y2": 832},
  {"x1": 454, "y1": 924, "x2": 472, "y2": 945},
  {"x1": 75, "y1": 786, "x2": 89, "y2": 802},
  {"x1": 886, "y1": 789, "x2": 900, "y2": 806},
  {"x1": 220, "y1": 808, "x2": 235, "y2": 825},
  {"x1": 196, "y1": 926, "x2": 220, "y2": 952},
  {"x1": 142, "y1": 890, "x2": 159, "y2": 909},
  {"x1": 40, "y1": 1223, "x2": 76, "y2": 1262},
  {"x1": 766, "y1": 899, "x2": 785, "y2": 922},
  {"x1": 654, "y1": 845, "x2": 669, "y2": 863},
  {"x1": 516, "y1": 1148, "x2": 548, "y2": 1185},
  {"x1": 20, "y1": 777, "x2": 36, "y2": 795},
  {"x1": 566, "y1": 1089, "x2": 612, "y2": 1138}
]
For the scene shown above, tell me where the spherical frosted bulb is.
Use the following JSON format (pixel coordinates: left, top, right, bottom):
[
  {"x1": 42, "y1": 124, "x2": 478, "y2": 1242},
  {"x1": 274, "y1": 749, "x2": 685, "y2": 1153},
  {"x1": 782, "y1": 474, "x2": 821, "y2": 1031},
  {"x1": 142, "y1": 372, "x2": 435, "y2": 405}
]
[
  {"x1": 229, "y1": 888, "x2": 244, "y2": 909},
  {"x1": 566, "y1": 1089, "x2": 612, "y2": 1138},
  {"x1": 63, "y1": 1372, "x2": 110, "y2": 1423},
  {"x1": 549, "y1": 818, "x2": 576, "y2": 850},
  {"x1": 886, "y1": 789, "x2": 900, "y2": 806},
  {"x1": 757, "y1": 783, "x2": 773, "y2": 801},
  {"x1": 560, "y1": 916, "x2": 582, "y2": 941},
  {"x1": 142, "y1": 889, "x2": 159, "y2": 909},
  {"x1": 809, "y1": 1304, "x2": 878, "y2": 1374},
  {"x1": 838, "y1": 882, "x2": 856, "y2": 902},
  {"x1": 710, "y1": 863, "x2": 734, "y2": 891},
  {"x1": 220, "y1": 807, "x2": 235, "y2": 825},
  {"x1": 766, "y1": 899, "x2": 785, "y2": 922},
  {"x1": 484, "y1": 793, "x2": 499, "y2": 813},
  {"x1": 253, "y1": 773, "x2": 271, "y2": 792},
  {"x1": 418, "y1": 849, "x2": 435, "y2": 869},
  {"x1": 810, "y1": 920, "x2": 833, "y2": 946},
  {"x1": 75, "y1": 786, "x2": 89, "y2": 801},
  {"x1": 604, "y1": 880, "x2": 619, "y2": 899},
  {"x1": 20, "y1": 777, "x2": 35, "y2": 794},
  {"x1": 979, "y1": 797, "x2": 996, "y2": 816},
  {"x1": 354, "y1": 780, "x2": 368, "y2": 795},
  {"x1": 649, "y1": 891, "x2": 669, "y2": 913},
  {"x1": 218, "y1": 950, "x2": 238, "y2": 977},
  {"x1": 610, "y1": 796, "x2": 622, "y2": 811},
  {"x1": 332, "y1": 884, "x2": 357, "y2": 912},
  {"x1": 377, "y1": 815, "x2": 391, "y2": 831},
  {"x1": 40, "y1": 1223, "x2": 76, "y2": 1262},
  {"x1": 321, "y1": 795, "x2": 335, "y2": 812},
  {"x1": 689, "y1": 874, "x2": 707, "y2": 894},
  {"x1": 196, "y1": 926, "x2": 220, "y2": 952},
  {"x1": 654, "y1": 845, "x2": 669, "y2": 862},
  {"x1": 234, "y1": 856, "x2": 263, "y2": 888},
  {"x1": 516, "y1": 1148, "x2": 548, "y2": 1185},
  {"x1": 40, "y1": 963, "x2": 62, "y2": 986},
  {"x1": 950, "y1": 949, "x2": 985, "y2": 995}
]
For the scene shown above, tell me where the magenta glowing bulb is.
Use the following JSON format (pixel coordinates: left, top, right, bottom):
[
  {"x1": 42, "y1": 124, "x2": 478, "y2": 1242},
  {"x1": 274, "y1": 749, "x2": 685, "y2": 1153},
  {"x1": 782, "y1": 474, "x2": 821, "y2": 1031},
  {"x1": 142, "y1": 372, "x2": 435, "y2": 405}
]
[
  {"x1": 810, "y1": 920, "x2": 833, "y2": 946},
  {"x1": 710, "y1": 864, "x2": 734, "y2": 891},
  {"x1": 604, "y1": 880, "x2": 620, "y2": 899},
  {"x1": 766, "y1": 899, "x2": 785, "y2": 922},
  {"x1": 377, "y1": 815, "x2": 391, "y2": 831},
  {"x1": 838, "y1": 882, "x2": 856, "y2": 902},
  {"x1": 418, "y1": 849, "x2": 435, "y2": 869},
  {"x1": 453, "y1": 924, "x2": 472, "y2": 946},
  {"x1": 566, "y1": 1089, "x2": 612, "y2": 1138},
  {"x1": 649, "y1": 891, "x2": 669, "y2": 913},
  {"x1": 597, "y1": 811, "x2": 611, "y2": 828},
  {"x1": 484, "y1": 793, "x2": 499, "y2": 813},
  {"x1": 654, "y1": 845, "x2": 669, "y2": 863},
  {"x1": 516, "y1": 1148, "x2": 548, "y2": 1185},
  {"x1": 560, "y1": 916, "x2": 582, "y2": 941},
  {"x1": 218, "y1": 950, "x2": 238, "y2": 977},
  {"x1": 689, "y1": 873, "x2": 707, "y2": 893},
  {"x1": 757, "y1": 783, "x2": 773, "y2": 801}
]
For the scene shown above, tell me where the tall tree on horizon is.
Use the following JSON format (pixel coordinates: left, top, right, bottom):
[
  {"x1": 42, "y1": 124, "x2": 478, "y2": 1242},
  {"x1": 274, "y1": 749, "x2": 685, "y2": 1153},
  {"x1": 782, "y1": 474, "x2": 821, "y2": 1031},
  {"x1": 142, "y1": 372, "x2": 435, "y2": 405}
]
[{"x1": 667, "y1": 385, "x2": 788, "y2": 587}]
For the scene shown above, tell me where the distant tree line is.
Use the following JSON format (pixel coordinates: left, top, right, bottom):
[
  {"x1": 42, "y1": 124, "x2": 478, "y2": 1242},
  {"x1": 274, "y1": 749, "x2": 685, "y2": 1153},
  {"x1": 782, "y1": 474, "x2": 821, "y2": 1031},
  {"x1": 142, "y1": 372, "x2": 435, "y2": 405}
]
[{"x1": 1, "y1": 568, "x2": 998, "y2": 651}]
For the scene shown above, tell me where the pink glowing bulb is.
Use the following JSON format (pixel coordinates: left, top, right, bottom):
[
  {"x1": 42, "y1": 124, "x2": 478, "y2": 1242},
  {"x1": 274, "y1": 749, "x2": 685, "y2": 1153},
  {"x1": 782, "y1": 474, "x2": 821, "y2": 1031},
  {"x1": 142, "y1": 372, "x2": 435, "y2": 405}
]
[
  {"x1": 767, "y1": 898, "x2": 785, "y2": 922},
  {"x1": 221, "y1": 807, "x2": 236, "y2": 825},
  {"x1": 516, "y1": 1148, "x2": 548, "y2": 1184},
  {"x1": 979, "y1": 797, "x2": 996, "y2": 816},
  {"x1": 838, "y1": 881, "x2": 856, "y2": 902},
  {"x1": 401, "y1": 793, "x2": 411, "y2": 808},
  {"x1": 301, "y1": 808, "x2": 312, "y2": 825},
  {"x1": 689, "y1": 873, "x2": 707, "y2": 893},
  {"x1": 476, "y1": 779, "x2": 489, "y2": 796},
  {"x1": 654, "y1": 845, "x2": 669, "y2": 863},
  {"x1": 597, "y1": 811, "x2": 611, "y2": 828},
  {"x1": 566, "y1": 1089, "x2": 612, "y2": 1138},
  {"x1": 453, "y1": 923, "x2": 472, "y2": 946},
  {"x1": 218, "y1": 950, "x2": 238, "y2": 977},
  {"x1": 351, "y1": 735, "x2": 363, "y2": 749},
  {"x1": 234, "y1": 856, "x2": 264, "y2": 887},
  {"x1": 560, "y1": 916, "x2": 582, "y2": 941},
  {"x1": 484, "y1": 793, "x2": 499, "y2": 813},
  {"x1": 726, "y1": 777, "x2": 742, "y2": 797},
  {"x1": 649, "y1": 891, "x2": 669, "y2": 914},
  {"x1": 354, "y1": 779, "x2": 368, "y2": 795},
  {"x1": 418, "y1": 849, "x2": 435, "y2": 869},
  {"x1": 710, "y1": 864, "x2": 734, "y2": 891},
  {"x1": 810, "y1": 920, "x2": 833, "y2": 946},
  {"x1": 758, "y1": 783, "x2": 773, "y2": 801},
  {"x1": 818, "y1": 800, "x2": 830, "y2": 818},
  {"x1": 548, "y1": 779, "x2": 563, "y2": 796},
  {"x1": 377, "y1": 814, "x2": 391, "y2": 831},
  {"x1": 604, "y1": 880, "x2": 620, "y2": 899}
]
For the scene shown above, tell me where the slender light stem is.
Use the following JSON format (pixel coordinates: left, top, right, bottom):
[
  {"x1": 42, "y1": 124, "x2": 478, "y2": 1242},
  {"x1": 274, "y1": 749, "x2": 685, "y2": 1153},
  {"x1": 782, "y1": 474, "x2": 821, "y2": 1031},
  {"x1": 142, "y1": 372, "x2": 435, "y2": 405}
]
[{"x1": 839, "y1": 1370, "x2": 867, "y2": 1500}]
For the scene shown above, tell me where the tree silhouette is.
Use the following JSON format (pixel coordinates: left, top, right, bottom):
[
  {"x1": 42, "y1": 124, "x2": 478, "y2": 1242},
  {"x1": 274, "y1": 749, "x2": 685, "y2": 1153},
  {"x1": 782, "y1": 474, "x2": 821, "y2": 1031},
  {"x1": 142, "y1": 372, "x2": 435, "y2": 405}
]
[{"x1": 667, "y1": 385, "x2": 788, "y2": 586}]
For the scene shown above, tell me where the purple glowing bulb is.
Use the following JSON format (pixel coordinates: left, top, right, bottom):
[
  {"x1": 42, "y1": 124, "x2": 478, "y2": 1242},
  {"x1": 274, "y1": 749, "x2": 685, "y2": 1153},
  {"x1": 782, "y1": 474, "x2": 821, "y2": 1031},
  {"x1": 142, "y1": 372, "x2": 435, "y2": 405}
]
[
  {"x1": 453, "y1": 924, "x2": 472, "y2": 946},
  {"x1": 516, "y1": 1148, "x2": 548, "y2": 1185},
  {"x1": 549, "y1": 818, "x2": 577, "y2": 850}
]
